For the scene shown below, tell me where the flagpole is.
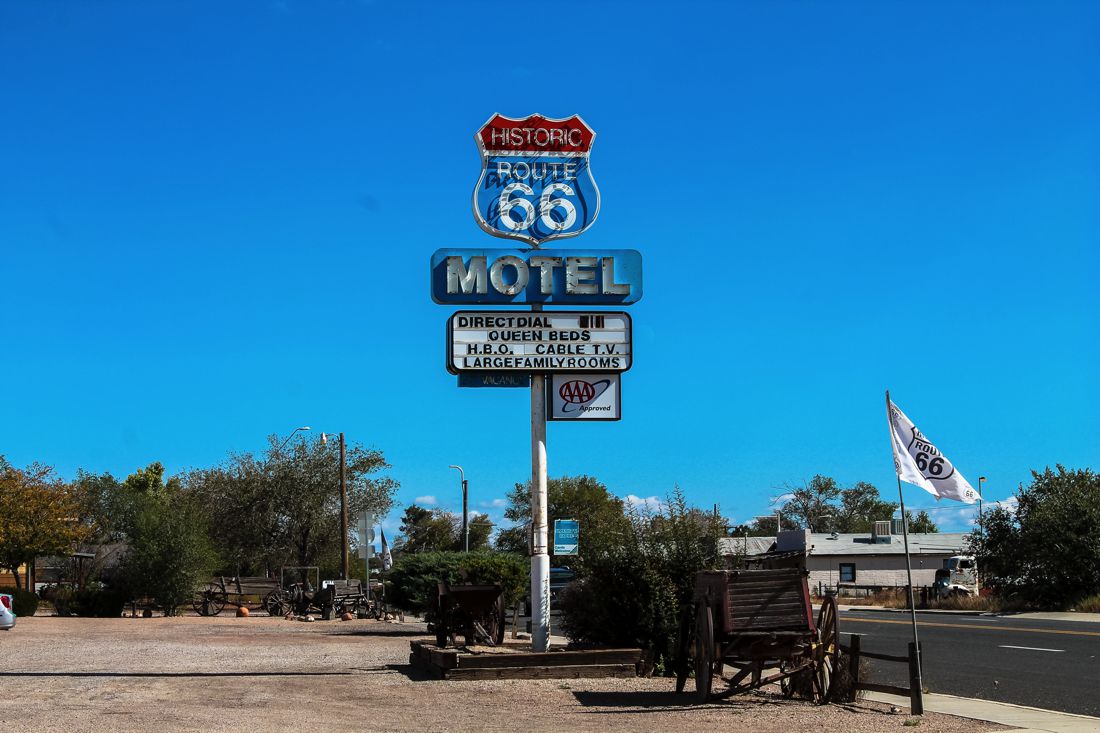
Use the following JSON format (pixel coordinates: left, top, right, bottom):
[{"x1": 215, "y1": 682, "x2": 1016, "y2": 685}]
[{"x1": 886, "y1": 390, "x2": 924, "y2": 709}]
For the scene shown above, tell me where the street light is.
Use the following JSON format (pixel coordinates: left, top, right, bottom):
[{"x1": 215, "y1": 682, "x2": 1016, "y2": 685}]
[
  {"x1": 448, "y1": 465, "x2": 469, "y2": 552},
  {"x1": 321, "y1": 431, "x2": 349, "y2": 580},
  {"x1": 978, "y1": 476, "x2": 987, "y2": 533},
  {"x1": 278, "y1": 426, "x2": 311, "y2": 450}
]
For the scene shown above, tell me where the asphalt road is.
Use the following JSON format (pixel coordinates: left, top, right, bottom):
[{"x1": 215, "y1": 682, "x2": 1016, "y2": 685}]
[{"x1": 839, "y1": 609, "x2": 1100, "y2": 717}]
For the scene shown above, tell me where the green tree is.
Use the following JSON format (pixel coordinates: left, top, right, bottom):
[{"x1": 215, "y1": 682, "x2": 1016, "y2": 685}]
[
  {"x1": 185, "y1": 434, "x2": 398, "y2": 576},
  {"x1": 495, "y1": 475, "x2": 628, "y2": 569},
  {"x1": 967, "y1": 466, "x2": 1100, "y2": 608},
  {"x1": 836, "y1": 481, "x2": 898, "y2": 533},
  {"x1": 466, "y1": 512, "x2": 493, "y2": 552},
  {"x1": 905, "y1": 509, "x2": 938, "y2": 533},
  {"x1": 0, "y1": 459, "x2": 88, "y2": 590},
  {"x1": 399, "y1": 505, "x2": 459, "y2": 553},
  {"x1": 778, "y1": 475, "x2": 841, "y2": 530}
]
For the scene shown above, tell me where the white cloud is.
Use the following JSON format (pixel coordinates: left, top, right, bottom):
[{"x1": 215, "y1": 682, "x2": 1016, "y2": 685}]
[
  {"x1": 480, "y1": 498, "x2": 508, "y2": 509},
  {"x1": 624, "y1": 494, "x2": 665, "y2": 512},
  {"x1": 414, "y1": 495, "x2": 437, "y2": 506}
]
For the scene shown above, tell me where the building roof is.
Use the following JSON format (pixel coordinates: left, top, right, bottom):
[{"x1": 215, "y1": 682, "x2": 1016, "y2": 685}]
[{"x1": 720, "y1": 532, "x2": 969, "y2": 557}]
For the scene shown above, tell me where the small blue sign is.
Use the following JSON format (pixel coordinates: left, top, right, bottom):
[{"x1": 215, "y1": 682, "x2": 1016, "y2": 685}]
[
  {"x1": 431, "y1": 248, "x2": 642, "y2": 306},
  {"x1": 554, "y1": 519, "x2": 580, "y2": 556},
  {"x1": 473, "y1": 114, "x2": 599, "y2": 245},
  {"x1": 457, "y1": 372, "x2": 531, "y2": 388}
]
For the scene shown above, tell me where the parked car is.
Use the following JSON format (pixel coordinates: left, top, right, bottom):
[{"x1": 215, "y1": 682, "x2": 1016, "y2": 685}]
[{"x1": 0, "y1": 593, "x2": 15, "y2": 630}]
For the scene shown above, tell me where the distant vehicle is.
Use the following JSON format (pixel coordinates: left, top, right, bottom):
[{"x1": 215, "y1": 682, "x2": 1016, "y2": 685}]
[
  {"x1": 0, "y1": 593, "x2": 15, "y2": 630},
  {"x1": 934, "y1": 555, "x2": 979, "y2": 598},
  {"x1": 549, "y1": 567, "x2": 575, "y2": 608}
]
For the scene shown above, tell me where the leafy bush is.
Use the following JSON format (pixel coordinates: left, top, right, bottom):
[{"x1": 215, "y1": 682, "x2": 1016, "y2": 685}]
[
  {"x1": 8, "y1": 587, "x2": 39, "y2": 616},
  {"x1": 558, "y1": 488, "x2": 723, "y2": 673},
  {"x1": 75, "y1": 586, "x2": 129, "y2": 617},
  {"x1": 43, "y1": 583, "x2": 128, "y2": 617},
  {"x1": 386, "y1": 551, "x2": 527, "y2": 619},
  {"x1": 122, "y1": 494, "x2": 218, "y2": 615}
]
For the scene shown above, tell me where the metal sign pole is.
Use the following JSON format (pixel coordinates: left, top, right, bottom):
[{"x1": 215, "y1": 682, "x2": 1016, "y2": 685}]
[
  {"x1": 886, "y1": 390, "x2": 924, "y2": 714},
  {"x1": 530, "y1": 309, "x2": 551, "y2": 652}
]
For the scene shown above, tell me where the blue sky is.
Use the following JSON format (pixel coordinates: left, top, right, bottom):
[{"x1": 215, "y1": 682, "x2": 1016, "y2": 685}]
[{"x1": 2, "y1": 1, "x2": 1097, "y2": 536}]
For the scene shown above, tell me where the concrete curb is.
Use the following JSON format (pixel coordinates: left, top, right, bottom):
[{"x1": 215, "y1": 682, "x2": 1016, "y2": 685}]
[{"x1": 864, "y1": 691, "x2": 1100, "y2": 733}]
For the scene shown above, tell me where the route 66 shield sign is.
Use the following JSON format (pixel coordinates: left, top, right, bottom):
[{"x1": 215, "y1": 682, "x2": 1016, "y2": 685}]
[{"x1": 473, "y1": 113, "x2": 600, "y2": 246}]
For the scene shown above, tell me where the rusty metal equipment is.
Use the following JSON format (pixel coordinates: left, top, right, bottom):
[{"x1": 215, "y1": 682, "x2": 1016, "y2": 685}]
[
  {"x1": 675, "y1": 568, "x2": 839, "y2": 704},
  {"x1": 434, "y1": 581, "x2": 506, "y2": 648}
]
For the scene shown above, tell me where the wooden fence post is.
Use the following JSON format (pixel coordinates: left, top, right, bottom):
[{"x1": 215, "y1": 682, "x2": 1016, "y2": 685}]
[
  {"x1": 908, "y1": 641, "x2": 924, "y2": 715},
  {"x1": 848, "y1": 633, "x2": 861, "y2": 702}
]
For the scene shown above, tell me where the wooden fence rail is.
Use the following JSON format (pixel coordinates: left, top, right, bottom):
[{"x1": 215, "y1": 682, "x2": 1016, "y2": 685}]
[{"x1": 841, "y1": 634, "x2": 924, "y2": 715}]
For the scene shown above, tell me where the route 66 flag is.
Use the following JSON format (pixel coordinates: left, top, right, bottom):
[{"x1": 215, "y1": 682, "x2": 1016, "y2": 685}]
[
  {"x1": 887, "y1": 396, "x2": 978, "y2": 504},
  {"x1": 380, "y1": 529, "x2": 393, "y2": 572}
]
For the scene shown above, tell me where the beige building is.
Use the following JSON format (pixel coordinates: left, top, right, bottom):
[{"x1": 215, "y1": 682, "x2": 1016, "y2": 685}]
[{"x1": 720, "y1": 524, "x2": 969, "y2": 595}]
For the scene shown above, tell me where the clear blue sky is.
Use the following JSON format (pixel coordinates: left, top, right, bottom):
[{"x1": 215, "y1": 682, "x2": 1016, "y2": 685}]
[{"x1": 2, "y1": 1, "x2": 1097, "y2": 536}]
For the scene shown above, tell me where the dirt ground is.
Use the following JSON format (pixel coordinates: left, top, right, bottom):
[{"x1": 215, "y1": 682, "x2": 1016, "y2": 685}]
[{"x1": 0, "y1": 616, "x2": 1007, "y2": 733}]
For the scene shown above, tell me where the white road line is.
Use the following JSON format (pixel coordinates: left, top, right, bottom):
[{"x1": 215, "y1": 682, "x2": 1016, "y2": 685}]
[{"x1": 999, "y1": 645, "x2": 1064, "y2": 653}]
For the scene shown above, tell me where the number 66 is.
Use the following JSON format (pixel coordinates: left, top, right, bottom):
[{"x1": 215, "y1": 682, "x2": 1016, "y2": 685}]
[{"x1": 498, "y1": 182, "x2": 577, "y2": 232}]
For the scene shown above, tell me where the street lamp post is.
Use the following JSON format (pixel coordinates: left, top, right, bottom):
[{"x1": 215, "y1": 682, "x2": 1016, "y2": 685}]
[
  {"x1": 279, "y1": 426, "x2": 311, "y2": 450},
  {"x1": 322, "y1": 432, "x2": 349, "y2": 580},
  {"x1": 978, "y1": 476, "x2": 987, "y2": 534},
  {"x1": 448, "y1": 465, "x2": 469, "y2": 552}
]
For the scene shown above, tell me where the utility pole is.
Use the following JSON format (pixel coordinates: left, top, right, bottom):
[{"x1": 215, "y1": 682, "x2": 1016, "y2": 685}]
[
  {"x1": 339, "y1": 432, "x2": 348, "y2": 580},
  {"x1": 449, "y1": 465, "x2": 469, "y2": 552}
]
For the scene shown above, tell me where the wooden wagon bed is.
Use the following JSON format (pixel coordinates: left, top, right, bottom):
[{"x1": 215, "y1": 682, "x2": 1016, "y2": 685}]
[{"x1": 676, "y1": 568, "x2": 839, "y2": 704}]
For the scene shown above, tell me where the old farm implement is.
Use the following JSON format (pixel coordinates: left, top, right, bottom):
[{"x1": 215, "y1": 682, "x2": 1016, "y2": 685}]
[
  {"x1": 433, "y1": 581, "x2": 506, "y2": 647},
  {"x1": 675, "y1": 568, "x2": 839, "y2": 704}
]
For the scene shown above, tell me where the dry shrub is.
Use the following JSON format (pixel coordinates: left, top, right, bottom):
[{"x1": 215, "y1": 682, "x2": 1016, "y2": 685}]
[
  {"x1": 831, "y1": 650, "x2": 870, "y2": 702},
  {"x1": 1071, "y1": 594, "x2": 1100, "y2": 613}
]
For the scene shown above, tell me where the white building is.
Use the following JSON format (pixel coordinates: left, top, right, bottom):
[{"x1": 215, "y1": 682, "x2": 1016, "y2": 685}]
[{"x1": 720, "y1": 522, "x2": 969, "y2": 594}]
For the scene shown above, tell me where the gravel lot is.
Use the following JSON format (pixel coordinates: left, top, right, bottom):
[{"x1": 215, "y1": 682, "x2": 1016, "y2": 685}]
[{"x1": 0, "y1": 616, "x2": 1007, "y2": 733}]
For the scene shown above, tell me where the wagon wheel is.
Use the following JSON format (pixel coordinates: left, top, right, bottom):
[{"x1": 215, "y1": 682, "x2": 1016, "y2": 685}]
[
  {"x1": 191, "y1": 584, "x2": 226, "y2": 616},
  {"x1": 693, "y1": 604, "x2": 714, "y2": 704},
  {"x1": 263, "y1": 590, "x2": 287, "y2": 617},
  {"x1": 814, "y1": 595, "x2": 840, "y2": 704},
  {"x1": 674, "y1": 605, "x2": 694, "y2": 694}
]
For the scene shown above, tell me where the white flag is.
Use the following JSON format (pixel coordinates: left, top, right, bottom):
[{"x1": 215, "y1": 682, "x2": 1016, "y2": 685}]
[
  {"x1": 380, "y1": 529, "x2": 393, "y2": 571},
  {"x1": 887, "y1": 397, "x2": 978, "y2": 504}
]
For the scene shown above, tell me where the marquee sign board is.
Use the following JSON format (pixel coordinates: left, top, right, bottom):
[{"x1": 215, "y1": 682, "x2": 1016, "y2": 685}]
[
  {"x1": 448, "y1": 311, "x2": 631, "y2": 374},
  {"x1": 548, "y1": 373, "x2": 621, "y2": 421},
  {"x1": 431, "y1": 248, "x2": 642, "y2": 306},
  {"x1": 473, "y1": 113, "x2": 599, "y2": 246}
]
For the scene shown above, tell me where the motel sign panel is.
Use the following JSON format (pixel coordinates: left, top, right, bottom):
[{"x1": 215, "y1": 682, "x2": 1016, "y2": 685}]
[{"x1": 430, "y1": 248, "x2": 642, "y2": 306}]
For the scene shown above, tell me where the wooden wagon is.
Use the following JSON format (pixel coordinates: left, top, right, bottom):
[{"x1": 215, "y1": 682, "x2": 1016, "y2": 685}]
[
  {"x1": 675, "y1": 568, "x2": 839, "y2": 704},
  {"x1": 192, "y1": 576, "x2": 281, "y2": 616}
]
